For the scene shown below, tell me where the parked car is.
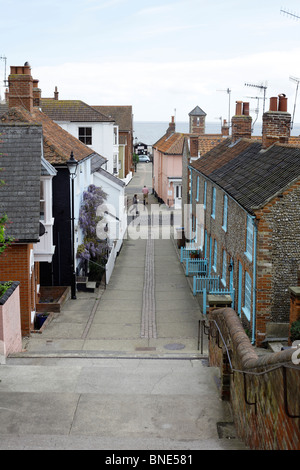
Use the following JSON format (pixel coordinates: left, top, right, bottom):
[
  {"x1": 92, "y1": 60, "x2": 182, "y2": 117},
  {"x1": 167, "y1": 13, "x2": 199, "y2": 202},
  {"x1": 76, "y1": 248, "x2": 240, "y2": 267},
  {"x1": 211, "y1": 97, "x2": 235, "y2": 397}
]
[{"x1": 138, "y1": 155, "x2": 150, "y2": 163}]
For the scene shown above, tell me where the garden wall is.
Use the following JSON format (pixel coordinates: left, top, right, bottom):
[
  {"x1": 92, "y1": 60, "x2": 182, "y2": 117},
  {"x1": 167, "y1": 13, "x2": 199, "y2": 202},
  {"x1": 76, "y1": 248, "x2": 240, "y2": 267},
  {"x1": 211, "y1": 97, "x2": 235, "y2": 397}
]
[{"x1": 208, "y1": 307, "x2": 300, "y2": 450}]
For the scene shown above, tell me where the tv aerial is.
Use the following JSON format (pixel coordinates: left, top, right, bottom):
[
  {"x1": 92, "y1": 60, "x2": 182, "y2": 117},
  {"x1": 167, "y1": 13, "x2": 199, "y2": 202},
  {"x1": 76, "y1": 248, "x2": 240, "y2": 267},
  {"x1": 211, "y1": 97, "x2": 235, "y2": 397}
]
[
  {"x1": 280, "y1": 8, "x2": 300, "y2": 20},
  {"x1": 217, "y1": 87, "x2": 231, "y2": 127},
  {"x1": 289, "y1": 76, "x2": 300, "y2": 129},
  {"x1": 245, "y1": 96, "x2": 264, "y2": 130},
  {"x1": 0, "y1": 55, "x2": 7, "y2": 87},
  {"x1": 244, "y1": 82, "x2": 267, "y2": 114}
]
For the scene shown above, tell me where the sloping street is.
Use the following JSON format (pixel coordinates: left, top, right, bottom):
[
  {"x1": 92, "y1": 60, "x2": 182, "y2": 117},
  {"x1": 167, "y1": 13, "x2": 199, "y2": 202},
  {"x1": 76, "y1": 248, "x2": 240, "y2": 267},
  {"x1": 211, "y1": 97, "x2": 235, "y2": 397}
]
[{"x1": 0, "y1": 163, "x2": 248, "y2": 450}]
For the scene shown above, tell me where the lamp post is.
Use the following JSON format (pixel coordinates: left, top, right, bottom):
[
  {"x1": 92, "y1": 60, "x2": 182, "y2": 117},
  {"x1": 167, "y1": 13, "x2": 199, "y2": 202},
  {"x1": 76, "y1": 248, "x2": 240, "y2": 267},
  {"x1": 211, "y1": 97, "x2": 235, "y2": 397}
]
[{"x1": 67, "y1": 151, "x2": 78, "y2": 300}]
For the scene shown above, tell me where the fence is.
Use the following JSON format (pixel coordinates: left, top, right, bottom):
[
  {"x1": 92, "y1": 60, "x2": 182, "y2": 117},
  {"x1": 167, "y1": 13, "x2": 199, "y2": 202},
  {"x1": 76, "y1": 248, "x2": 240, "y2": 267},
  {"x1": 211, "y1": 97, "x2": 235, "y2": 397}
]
[{"x1": 193, "y1": 274, "x2": 220, "y2": 295}]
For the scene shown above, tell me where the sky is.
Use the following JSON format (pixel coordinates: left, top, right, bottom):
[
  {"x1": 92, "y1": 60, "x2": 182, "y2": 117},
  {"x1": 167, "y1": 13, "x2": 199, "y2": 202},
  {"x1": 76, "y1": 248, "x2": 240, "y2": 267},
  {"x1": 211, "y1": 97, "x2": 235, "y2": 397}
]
[{"x1": 1, "y1": 0, "x2": 300, "y2": 124}]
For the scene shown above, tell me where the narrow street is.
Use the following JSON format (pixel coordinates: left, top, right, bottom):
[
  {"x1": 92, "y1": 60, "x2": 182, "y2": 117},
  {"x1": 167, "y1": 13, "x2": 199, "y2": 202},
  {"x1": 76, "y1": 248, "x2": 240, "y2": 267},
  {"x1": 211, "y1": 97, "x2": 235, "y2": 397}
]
[{"x1": 0, "y1": 163, "x2": 248, "y2": 450}]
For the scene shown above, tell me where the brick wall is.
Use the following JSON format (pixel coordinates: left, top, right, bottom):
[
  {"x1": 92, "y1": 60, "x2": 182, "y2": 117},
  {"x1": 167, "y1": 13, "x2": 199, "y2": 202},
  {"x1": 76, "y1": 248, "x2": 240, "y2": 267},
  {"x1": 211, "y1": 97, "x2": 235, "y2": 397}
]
[
  {"x1": 191, "y1": 171, "x2": 300, "y2": 345},
  {"x1": 0, "y1": 243, "x2": 37, "y2": 335},
  {"x1": 209, "y1": 307, "x2": 300, "y2": 450},
  {"x1": 254, "y1": 180, "x2": 300, "y2": 343}
]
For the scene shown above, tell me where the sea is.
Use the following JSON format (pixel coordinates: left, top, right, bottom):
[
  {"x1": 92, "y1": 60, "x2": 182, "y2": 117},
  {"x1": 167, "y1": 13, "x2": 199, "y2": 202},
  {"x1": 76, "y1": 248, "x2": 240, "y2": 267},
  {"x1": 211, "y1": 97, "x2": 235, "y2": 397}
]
[{"x1": 133, "y1": 121, "x2": 300, "y2": 146}]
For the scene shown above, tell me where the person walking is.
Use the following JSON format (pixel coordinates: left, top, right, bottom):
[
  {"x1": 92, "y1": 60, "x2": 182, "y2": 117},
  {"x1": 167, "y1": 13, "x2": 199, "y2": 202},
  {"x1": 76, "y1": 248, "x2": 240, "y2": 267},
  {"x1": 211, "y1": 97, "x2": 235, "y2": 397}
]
[{"x1": 142, "y1": 185, "x2": 149, "y2": 205}]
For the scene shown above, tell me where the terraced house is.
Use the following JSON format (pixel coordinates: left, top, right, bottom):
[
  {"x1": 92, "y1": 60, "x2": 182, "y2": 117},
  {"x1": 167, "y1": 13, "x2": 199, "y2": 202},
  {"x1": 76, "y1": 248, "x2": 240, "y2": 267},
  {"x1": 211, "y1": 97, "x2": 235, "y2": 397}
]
[{"x1": 189, "y1": 95, "x2": 300, "y2": 346}]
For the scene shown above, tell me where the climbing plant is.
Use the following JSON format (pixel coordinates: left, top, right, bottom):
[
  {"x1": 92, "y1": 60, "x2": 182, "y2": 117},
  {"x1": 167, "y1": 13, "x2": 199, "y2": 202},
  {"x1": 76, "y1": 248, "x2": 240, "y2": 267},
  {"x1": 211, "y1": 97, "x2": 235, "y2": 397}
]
[{"x1": 77, "y1": 184, "x2": 108, "y2": 275}]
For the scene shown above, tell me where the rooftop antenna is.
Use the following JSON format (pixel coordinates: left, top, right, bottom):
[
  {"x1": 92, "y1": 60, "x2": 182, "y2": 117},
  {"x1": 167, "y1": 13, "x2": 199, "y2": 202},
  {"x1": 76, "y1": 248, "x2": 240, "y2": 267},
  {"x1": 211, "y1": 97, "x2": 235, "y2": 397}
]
[
  {"x1": 245, "y1": 96, "x2": 264, "y2": 130},
  {"x1": 0, "y1": 55, "x2": 7, "y2": 87},
  {"x1": 245, "y1": 82, "x2": 267, "y2": 114},
  {"x1": 280, "y1": 8, "x2": 300, "y2": 20},
  {"x1": 289, "y1": 76, "x2": 300, "y2": 129},
  {"x1": 217, "y1": 88, "x2": 231, "y2": 127}
]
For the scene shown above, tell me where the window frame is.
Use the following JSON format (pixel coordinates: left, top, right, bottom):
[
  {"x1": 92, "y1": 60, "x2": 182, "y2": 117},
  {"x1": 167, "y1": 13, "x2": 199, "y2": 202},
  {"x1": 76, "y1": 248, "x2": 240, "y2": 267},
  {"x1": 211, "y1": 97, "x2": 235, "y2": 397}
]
[
  {"x1": 78, "y1": 127, "x2": 92, "y2": 145},
  {"x1": 211, "y1": 187, "x2": 216, "y2": 219},
  {"x1": 243, "y1": 271, "x2": 252, "y2": 320},
  {"x1": 222, "y1": 194, "x2": 228, "y2": 232},
  {"x1": 245, "y1": 215, "x2": 254, "y2": 261}
]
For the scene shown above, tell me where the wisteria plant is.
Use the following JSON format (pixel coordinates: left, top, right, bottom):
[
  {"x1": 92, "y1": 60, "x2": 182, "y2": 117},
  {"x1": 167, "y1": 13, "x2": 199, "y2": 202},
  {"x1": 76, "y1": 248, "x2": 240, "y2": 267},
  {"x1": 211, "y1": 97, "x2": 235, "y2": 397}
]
[{"x1": 77, "y1": 184, "x2": 108, "y2": 266}]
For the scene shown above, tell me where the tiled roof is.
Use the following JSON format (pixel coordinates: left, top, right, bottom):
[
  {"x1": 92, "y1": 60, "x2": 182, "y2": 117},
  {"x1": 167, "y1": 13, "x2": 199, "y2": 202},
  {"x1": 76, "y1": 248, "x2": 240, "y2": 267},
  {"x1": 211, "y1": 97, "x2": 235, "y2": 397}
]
[
  {"x1": 92, "y1": 105, "x2": 133, "y2": 131},
  {"x1": 191, "y1": 138, "x2": 300, "y2": 213},
  {"x1": 0, "y1": 106, "x2": 106, "y2": 166},
  {"x1": 198, "y1": 134, "x2": 227, "y2": 155},
  {"x1": 0, "y1": 123, "x2": 42, "y2": 241},
  {"x1": 189, "y1": 106, "x2": 206, "y2": 116},
  {"x1": 153, "y1": 132, "x2": 185, "y2": 155},
  {"x1": 40, "y1": 99, "x2": 114, "y2": 123}
]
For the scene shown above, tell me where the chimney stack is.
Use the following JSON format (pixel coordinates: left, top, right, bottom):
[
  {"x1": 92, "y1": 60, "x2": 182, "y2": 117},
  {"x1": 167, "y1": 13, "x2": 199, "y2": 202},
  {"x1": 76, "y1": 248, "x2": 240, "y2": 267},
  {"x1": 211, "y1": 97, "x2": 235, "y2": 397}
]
[
  {"x1": 231, "y1": 101, "x2": 252, "y2": 142},
  {"x1": 33, "y1": 79, "x2": 41, "y2": 107},
  {"x1": 8, "y1": 62, "x2": 34, "y2": 113},
  {"x1": 262, "y1": 94, "x2": 291, "y2": 149},
  {"x1": 54, "y1": 86, "x2": 59, "y2": 100},
  {"x1": 222, "y1": 119, "x2": 229, "y2": 136},
  {"x1": 166, "y1": 116, "x2": 176, "y2": 136}
]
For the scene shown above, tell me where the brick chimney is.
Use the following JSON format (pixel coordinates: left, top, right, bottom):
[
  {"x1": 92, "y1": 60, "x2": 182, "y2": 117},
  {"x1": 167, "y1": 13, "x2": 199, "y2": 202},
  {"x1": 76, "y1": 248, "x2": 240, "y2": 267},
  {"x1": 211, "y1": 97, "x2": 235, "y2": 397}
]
[
  {"x1": 262, "y1": 94, "x2": 291, "y2": 149},
  {"x1": 166, "y1": 116, "x2": 175, "y2": 136},
  {"x1": 54, "y1": 86, "x2": 59, "y2": 100},
  {"x1": 222, "y1": 119, "x2": 229, "y2": 136},
  {"x1": 33, "y1": 79, "x2": 41, "y2": 107},
  {"x1": 8, "y1": 62, "x2": 34, "y2": 113},
  {"x1": 231, "y1": 101, "x2": 252, "y2": 142}
]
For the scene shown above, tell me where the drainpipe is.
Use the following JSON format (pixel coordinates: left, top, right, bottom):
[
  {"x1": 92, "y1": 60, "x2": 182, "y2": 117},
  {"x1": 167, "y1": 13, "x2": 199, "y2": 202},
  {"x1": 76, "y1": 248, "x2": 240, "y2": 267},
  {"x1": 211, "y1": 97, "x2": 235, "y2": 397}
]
[{"x1": 252, "y1": 217, "x2": 258, "y2": 345}]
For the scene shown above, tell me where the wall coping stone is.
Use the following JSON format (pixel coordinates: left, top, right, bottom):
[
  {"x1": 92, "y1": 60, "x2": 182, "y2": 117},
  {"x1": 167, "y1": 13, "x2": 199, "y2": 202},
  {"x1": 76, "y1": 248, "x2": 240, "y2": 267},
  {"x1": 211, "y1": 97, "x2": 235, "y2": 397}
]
[
  {"x1": 0, "y1": 282, "x2": 20, "y2": 306},
  {"x1": 210, "y1": 307, "x2": 297, "y2": 371}
]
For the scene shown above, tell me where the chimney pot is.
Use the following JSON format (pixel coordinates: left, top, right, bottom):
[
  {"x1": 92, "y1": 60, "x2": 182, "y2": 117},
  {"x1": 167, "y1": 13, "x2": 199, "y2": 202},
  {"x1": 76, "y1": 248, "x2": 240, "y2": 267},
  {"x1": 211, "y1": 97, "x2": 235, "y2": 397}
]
[
  {"x1": 235, "y1": 101, "x2": 243, "y2": 115},
  {"x1": 278, "y1": 93, "x2": 288, "y2": 112},
  {"x1": 269, "y1": 97, "x2": 278, "y2": 112},
  {"x1": 243, "y1": 102, "x2": 250, "y2": 116}
]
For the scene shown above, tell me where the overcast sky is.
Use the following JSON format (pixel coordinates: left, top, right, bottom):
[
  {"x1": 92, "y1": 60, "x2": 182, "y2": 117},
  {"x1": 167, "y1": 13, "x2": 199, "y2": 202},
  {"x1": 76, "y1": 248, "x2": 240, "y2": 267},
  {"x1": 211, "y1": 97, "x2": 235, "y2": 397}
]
[{"x1": 1, "y1": 0, "x2": 300, "y2": 124}]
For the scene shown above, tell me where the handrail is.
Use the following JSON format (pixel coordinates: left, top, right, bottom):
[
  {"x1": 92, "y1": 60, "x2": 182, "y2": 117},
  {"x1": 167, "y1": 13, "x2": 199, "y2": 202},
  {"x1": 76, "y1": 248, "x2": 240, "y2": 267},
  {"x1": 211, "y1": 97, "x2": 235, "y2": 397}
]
[{"x1": 201, "y1": 313, "x2": 300, "y2": 419}]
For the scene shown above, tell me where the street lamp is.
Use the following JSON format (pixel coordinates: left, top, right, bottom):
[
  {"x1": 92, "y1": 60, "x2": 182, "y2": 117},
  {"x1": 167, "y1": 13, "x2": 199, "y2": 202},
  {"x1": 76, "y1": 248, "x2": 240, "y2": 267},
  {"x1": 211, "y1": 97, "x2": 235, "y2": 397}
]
[{"x1": 67, "y1": 151, "x2": 78, "y2": 299}]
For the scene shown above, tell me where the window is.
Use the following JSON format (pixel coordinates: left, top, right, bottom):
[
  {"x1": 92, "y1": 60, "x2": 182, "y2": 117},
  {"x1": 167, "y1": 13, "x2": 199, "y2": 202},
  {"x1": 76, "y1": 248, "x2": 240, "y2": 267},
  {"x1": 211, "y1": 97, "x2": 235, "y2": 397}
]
[
  {"x1": 113, "y1": 154, "x2": 118, "y2": 174},
  {"x1": 243, "y1": 271, "x2": 252, "y2": 320},
  {"x1": 113, "y1": 126, "x2": 118, "y2": 145},
  {"x1": 222, "y1": 195, "x2": 228, "y2": 232},
  {"x1": 40, "y1": 181, "x2": 45, "y2": 221},
  {"x1": 196, "y1": 176, "x2": 200, "y2": 201},
  {"x1": 211, "y1": 187, "x2": 216, "y2": 219},
  {"x1": 221, "y1": 250, "x2": 227, "y2": 285},
  {"x1": 203, "y1": 181, "x2": 207, "y2": 209},
  {"x1": 212, "y1": 239, "x2": 217, "y2": 272},
  {"x1": 78, "y1": 127, "x2": 92, "y2": 145},
  {"x1": 245, "y1": 215, "x2": 253, "y2": 260}
]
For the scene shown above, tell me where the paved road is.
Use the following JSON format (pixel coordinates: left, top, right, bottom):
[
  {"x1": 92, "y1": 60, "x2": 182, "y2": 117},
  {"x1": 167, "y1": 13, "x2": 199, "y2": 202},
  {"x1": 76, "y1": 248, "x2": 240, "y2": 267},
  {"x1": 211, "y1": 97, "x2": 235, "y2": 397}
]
[{"x1": 0, "y1": 163, "x2": 248, "y2": 450}]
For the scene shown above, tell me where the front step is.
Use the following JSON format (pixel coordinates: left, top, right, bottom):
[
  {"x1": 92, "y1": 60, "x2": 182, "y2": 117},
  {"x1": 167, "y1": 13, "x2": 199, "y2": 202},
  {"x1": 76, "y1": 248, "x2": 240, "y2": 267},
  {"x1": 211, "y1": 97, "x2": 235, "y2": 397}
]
[{"x1": 76, "y1": 277, "x2": 96, "y2": 293}]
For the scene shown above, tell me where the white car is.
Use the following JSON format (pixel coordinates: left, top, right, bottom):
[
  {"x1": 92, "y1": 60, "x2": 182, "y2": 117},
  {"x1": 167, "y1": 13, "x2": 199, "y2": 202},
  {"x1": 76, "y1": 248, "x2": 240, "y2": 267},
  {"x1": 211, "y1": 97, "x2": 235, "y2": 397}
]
[{"x1": 138, "y1": 155, "x2": 150, "y2": 163}]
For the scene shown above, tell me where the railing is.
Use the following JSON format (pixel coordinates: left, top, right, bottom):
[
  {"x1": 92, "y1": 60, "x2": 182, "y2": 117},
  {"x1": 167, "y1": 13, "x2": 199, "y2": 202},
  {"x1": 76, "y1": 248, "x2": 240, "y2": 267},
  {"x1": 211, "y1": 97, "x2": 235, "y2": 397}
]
[
  {"x1": 185, "y1": 258, "x2": 207, "y2": 276},
  {"x1": 193, "y1": 274, "x2": 220, "y2": 295}
]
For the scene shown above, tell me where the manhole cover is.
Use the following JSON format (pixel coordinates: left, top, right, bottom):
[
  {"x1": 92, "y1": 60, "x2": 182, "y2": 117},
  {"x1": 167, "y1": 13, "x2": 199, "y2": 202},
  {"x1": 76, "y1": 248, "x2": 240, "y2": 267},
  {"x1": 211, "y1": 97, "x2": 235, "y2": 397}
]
[{"x1": 164, "y1": 343, "x2": 185, "y2": 350}]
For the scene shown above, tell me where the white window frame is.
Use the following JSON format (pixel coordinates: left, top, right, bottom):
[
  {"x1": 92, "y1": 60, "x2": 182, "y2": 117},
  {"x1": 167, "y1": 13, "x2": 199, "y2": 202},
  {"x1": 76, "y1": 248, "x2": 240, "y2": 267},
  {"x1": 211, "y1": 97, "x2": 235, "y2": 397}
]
[
  {"x1": 222, "y1": 195, "x2": 228, "y2": 232},
  {"x1": 245, "y1": 215, "x2": 253, "y2": 261},
  {"x1": 212, "y1": 239, "x2": 217, "y2": 272},
  {"x1": 243, "y1": 271, "x2": 252, "y2": 320},
  {"x1": 221, "y1": 250, "x2": 227, "y2": 286},
  {"x1": 211, "y1": 187, "x2": 216, "y2": 219}
]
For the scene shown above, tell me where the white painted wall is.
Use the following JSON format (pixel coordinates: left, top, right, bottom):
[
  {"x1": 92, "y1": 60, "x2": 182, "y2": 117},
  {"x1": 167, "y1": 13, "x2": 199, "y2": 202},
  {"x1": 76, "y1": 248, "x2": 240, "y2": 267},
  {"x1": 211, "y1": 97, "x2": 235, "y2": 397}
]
[{"x1": 54, "y1": 120, "x2": 118, "y2": 175}]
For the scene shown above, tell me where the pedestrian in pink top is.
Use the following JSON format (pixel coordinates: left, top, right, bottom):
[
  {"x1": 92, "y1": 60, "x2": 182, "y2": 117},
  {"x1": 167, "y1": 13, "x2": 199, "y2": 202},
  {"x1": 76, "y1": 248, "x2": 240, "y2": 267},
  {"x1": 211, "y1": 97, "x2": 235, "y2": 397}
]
[{"x1": 142, "y1": 185, "x2": 149, "y2": 205}]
